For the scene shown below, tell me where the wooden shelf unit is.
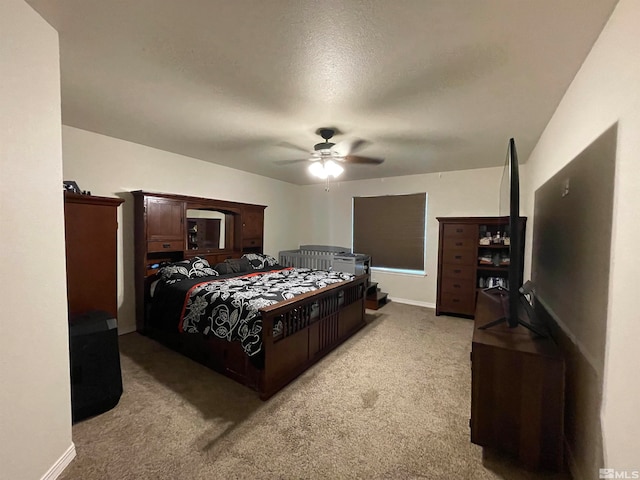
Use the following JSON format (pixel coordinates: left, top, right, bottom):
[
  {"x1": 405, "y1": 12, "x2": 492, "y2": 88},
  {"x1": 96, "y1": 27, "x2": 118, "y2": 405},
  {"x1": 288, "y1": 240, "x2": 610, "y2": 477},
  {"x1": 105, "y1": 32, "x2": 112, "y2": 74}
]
[
  {"x1": 132, "y1": 191, "x2": 266, "y2": 332},
  {"x1": 187, "y1": 217, "x2": 222, "y2": 251},
  {"x1": 365, "y1": 282, "x2": 388, "y2": 310},
  {"x1": 436, "y1": 216, "x2": 526, "y2": 317}
]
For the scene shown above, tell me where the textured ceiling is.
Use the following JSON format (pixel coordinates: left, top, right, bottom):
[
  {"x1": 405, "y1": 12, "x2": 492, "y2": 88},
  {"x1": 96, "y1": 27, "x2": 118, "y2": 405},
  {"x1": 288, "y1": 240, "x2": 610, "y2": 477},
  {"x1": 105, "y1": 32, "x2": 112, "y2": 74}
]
[{"x1": 27, "y1": 0, "x2": 617, "y2": 185}]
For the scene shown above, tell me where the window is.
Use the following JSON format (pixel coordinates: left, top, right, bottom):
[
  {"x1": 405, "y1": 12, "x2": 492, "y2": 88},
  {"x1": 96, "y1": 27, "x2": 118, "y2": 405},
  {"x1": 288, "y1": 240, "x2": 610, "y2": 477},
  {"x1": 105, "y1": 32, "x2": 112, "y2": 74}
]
[{"x1": 352, "y1": 193, "x2": 427, "y2": 274}]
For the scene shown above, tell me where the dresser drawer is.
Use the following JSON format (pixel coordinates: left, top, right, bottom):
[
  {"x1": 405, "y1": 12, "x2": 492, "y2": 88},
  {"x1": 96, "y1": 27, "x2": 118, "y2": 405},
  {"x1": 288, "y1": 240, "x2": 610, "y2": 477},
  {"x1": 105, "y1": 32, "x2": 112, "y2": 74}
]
[
  {"x1": 440, "y1": 277, "x2": 476, "y2": 295},
  {"x1": 441, "y1": 264, "x2": 475, "y2": 280},
  {"x1": 243, "y1": 237, "x2": 262, "y2": 248},
  {"x1": 439, "y1": 291, "x2": 476, "y2": 316},
  {"x1": 441, "y1": 248, "x2": 476, "y2": 266},
  {"x1": 442, "y1": 236, "x2": 477, "y2": 250},
  {"x1": 148, "y1": 240, "x2": 184, "y2": 252},
  {"x1": 443, "y1": 224, "x2": 477, "y2": 239}
]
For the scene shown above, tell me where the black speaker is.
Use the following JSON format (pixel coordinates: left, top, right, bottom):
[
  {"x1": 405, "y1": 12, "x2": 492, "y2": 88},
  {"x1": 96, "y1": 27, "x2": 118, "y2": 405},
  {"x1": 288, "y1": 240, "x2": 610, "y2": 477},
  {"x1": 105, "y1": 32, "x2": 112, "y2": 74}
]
[{"x1": 69, "y1": 311, "x2": 123, "y2": 422}]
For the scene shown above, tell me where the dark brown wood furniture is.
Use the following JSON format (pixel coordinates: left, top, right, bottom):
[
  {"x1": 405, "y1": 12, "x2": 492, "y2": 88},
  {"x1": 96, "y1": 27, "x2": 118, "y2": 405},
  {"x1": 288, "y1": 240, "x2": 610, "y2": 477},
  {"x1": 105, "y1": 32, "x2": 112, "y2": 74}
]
[
  {"x1": 187, "y1": 217, "x2": 221, "y2": 251},
  {"x1": 64, "y1": 192, "x2": 124, "y2": 318},
  {"x1": 241, "y1": 204, "x2": 265, "y2": 251},
  {"x1": 365, "y1": 282, "x2": 388, "y2": 310},
  {"x1": 471, "y1": 291, "x2": 565, "y2": 471},
  {"x1": 133, "y1": 191, "x2": 367, "y2": 399},
  {"x1": 436, "y1": 216, "x2": 526, "y2": 317},
  {"x1": 150, "y1": 274, "x2": 367, "y2": 400},
  {"x1": 133, "y1": 191, "x2": 266, "y2": 331}
]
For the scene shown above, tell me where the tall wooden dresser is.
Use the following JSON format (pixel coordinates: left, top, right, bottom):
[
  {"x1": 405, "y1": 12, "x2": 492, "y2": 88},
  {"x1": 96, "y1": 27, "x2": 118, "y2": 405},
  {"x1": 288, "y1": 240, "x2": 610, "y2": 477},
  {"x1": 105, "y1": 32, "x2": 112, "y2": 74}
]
[
  {"x1": 64, "y1": 192, "x2": 124, "y2": 318},
  {"x1": 436, "y1": 217, "x2": 526, "y2": 317}
]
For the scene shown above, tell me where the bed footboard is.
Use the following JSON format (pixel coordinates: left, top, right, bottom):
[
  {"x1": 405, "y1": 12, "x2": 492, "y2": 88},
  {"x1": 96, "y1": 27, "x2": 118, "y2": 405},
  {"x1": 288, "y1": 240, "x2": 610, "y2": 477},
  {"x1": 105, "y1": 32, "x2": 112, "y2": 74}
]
[{"x1": 258, "y1": 274, "x2": 367, "y2": 399}]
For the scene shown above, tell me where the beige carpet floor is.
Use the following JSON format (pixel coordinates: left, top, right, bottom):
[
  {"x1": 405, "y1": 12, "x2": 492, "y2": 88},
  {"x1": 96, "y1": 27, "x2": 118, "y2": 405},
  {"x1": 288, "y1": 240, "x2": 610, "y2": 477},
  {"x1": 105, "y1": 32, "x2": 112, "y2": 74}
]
[{"x1": 60, "y1": 302, "x2": 569, "y2": 479}]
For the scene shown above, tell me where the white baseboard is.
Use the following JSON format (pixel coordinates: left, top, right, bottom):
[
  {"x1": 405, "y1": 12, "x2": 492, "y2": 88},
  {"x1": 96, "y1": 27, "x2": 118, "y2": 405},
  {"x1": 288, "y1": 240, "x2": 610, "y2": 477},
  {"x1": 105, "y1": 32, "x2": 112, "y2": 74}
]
[
  {"x1": 387, "y1": 297, "x2": 436, "y2": 309},
  {"x1": 41, "y1": 443, "x2": 76, "y2": 480}
]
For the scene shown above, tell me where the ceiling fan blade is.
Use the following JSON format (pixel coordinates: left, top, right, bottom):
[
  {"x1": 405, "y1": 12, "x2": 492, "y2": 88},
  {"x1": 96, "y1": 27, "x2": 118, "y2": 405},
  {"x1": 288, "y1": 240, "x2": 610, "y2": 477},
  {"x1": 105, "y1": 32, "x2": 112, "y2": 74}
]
[
  {"x1": 333, "y1": 138, "x2": 370, "y2": 156},
  {"x1": 278, "y1": 141, "x2": 311, "y2": 154},
  {"x1": 342, "y1": 155, "x2": 384, "y2": 165},
  {"x1": 274, "y1": 158, "x2": 311, "y2": 166}
]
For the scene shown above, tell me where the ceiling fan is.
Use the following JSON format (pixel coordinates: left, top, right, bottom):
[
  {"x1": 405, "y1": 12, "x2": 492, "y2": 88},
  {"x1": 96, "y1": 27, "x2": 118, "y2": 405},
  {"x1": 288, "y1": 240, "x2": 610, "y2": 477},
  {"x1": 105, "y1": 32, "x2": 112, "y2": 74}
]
[{"x1": 276, "y1": 128, "x2": 384, "y2": 179}]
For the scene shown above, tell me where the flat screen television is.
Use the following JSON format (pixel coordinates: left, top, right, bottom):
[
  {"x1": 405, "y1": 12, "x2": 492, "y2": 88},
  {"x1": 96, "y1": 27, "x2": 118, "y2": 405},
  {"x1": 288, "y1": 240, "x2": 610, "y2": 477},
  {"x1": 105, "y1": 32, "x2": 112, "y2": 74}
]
[{"x1": 479, "y1": 138, "x2": 546, "y2": 336}]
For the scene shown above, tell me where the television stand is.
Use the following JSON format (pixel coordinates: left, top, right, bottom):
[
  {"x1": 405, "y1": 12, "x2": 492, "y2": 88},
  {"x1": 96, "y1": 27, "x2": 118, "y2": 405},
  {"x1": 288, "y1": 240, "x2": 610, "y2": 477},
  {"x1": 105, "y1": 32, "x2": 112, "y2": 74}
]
[
  {"x1": 477, "y1": 288, "x2": 547, "y2": 337},
  {"x1": 470, "y1": 292, "x2": 565, "y2": 471}
]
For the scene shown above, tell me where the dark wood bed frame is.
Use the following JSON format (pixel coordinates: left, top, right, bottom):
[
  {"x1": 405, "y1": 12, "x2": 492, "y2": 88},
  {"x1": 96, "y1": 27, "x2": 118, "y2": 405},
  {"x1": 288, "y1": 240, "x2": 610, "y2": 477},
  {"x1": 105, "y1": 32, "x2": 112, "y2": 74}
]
[
  {"x1": 146, "y1": 273, "x2": 367, "y2": 399},
  {"x1": 133, "y1": 191, "x2": 368, "y2": 400}
]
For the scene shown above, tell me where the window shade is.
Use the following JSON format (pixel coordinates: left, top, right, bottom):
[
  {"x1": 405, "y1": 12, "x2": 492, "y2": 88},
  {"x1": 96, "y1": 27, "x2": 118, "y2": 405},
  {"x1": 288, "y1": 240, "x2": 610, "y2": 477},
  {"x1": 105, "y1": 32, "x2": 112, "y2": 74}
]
[{"x1": 353, "y1": 193, "x2": 426, "y2": 271}]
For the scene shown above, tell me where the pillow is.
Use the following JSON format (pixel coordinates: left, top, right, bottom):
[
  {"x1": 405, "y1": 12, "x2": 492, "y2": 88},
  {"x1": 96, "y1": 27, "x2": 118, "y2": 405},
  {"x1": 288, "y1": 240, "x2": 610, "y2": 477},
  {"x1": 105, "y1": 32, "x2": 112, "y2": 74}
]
[
  {"x1": 159, "y1": 257, "x2": 218, "y2": 283},
  {"x1": 224, "y1": 257, "x2": 252, "y2": 273},
  {"x1": 188, "y1": 257, "x2": 219, "y2": 278},
  {"x1": 159, "y1": 260, "x2": 191, "y2": 283},
  {"x1": 213, "y1": 262, "x2": 232, "y2": 275},
  {"x1": 242, "y1": 253, "x2": 279, "y2": 270}
]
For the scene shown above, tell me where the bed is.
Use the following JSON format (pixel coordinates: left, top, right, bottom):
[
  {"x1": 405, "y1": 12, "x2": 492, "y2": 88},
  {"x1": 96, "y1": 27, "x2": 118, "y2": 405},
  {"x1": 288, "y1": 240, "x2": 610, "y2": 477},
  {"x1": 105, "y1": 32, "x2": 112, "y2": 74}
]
[{"x1": 144, "y1": 254, "x2": 368, "y2": 399}]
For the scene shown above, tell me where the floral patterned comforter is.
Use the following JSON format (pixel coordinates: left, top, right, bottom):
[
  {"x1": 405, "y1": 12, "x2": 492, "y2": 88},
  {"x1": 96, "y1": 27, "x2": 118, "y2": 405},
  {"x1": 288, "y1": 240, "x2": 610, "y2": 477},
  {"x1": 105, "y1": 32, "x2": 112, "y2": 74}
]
[{"x1": 177, "y1": 268, "x2": 354, "y2": 357}]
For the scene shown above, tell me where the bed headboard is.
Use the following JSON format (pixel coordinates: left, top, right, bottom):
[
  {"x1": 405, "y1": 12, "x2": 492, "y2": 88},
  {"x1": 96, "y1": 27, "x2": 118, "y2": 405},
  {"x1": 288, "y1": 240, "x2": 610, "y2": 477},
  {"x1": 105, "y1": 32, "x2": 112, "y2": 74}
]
[{"x1": 132, "y1": 190, "x2": 267, "y2": 332}]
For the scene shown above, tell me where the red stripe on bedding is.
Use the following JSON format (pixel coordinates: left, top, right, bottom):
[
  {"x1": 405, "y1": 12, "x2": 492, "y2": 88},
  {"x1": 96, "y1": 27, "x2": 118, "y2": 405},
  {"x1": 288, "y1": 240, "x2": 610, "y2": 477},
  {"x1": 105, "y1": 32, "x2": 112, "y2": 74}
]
[{"x1": 177, "y1": 267, "x2": 293, "y2": 333}]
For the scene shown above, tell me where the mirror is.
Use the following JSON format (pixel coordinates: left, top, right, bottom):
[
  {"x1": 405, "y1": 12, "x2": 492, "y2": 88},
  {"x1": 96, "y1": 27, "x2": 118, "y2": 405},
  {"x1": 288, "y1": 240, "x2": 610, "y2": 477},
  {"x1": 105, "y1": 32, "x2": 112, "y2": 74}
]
[{"x1": 186, "y1": 209, "x2": 226, "y2": 250}]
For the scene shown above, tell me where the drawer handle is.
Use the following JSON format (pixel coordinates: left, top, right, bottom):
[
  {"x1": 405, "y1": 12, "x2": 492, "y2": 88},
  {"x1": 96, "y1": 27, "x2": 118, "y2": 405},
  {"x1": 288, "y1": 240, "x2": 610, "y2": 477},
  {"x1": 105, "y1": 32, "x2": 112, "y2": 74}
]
[
  {"x1": 456, "y1": 228, "x2": 463, "y2": 233},
  {"x1": 452, "y1": 299, "x2": 460, "y2": 303},
  {"x1": 162, "y1": 243, "x2": 171, "y2": 248},
  {"x1": 453, "y1": 269, "x2": 462, "y2": 274},
  {"x1": 454, "y1": 284, "x2": 461, "y2": 288},
  {"x1": 454, "y1": 255, "x2": 462, "y2": 260},
  {"x1": 455, "y1": 242, "x2": 463, "y2": 246}
]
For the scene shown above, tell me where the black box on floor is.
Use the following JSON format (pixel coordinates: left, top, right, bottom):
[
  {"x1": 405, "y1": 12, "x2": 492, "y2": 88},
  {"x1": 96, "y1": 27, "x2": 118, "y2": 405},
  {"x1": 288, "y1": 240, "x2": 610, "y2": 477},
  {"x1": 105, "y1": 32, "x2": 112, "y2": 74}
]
[{"x1": 69, "y1": 311, "x2": 123, "y2": 422}]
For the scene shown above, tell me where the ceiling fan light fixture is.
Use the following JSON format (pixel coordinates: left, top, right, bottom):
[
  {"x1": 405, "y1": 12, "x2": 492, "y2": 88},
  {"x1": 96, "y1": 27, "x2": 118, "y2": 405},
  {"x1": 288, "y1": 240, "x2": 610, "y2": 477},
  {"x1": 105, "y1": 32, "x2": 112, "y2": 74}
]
[
  {"x1": 325, "y1": 160, "x2": 344, "y2": 177},
  {"x1": 309, "y1": 160, "x2": 344, "y2": 179}
]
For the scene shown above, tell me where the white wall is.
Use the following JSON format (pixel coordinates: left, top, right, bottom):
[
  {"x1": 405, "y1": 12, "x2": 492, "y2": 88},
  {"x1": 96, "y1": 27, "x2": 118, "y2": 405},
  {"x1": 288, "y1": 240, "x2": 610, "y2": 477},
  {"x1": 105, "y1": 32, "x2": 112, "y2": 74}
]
[
  {"x1": 62, "y1": 126, "x2": 302, "y2": 333},
  {"x1": 299, "y1": 167, "x2": 506, "y2": 306},
  {"x1": 522, "y1": 0, "x2": 640, "y2": 472},
  {"x1": 0, "y1": 1, "x2": 75, "y2": 479}
]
